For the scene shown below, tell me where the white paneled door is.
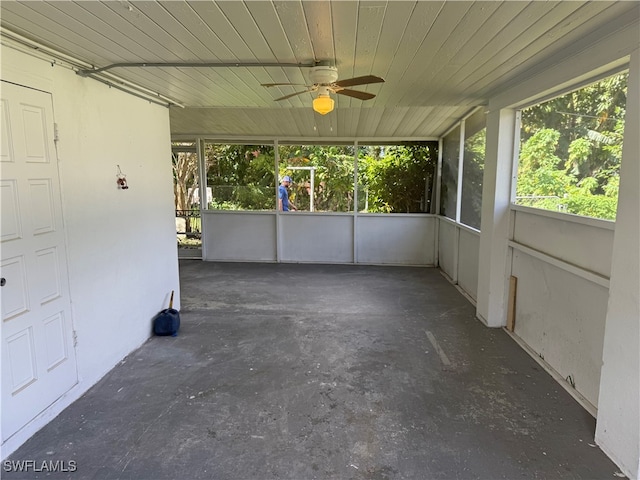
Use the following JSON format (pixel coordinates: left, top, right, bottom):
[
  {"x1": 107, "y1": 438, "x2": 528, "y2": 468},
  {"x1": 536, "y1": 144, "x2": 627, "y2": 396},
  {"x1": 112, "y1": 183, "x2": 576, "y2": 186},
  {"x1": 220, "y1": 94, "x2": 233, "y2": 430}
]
[{"x1": 1, "y1": 81, "x2": 78, "y2": 443}]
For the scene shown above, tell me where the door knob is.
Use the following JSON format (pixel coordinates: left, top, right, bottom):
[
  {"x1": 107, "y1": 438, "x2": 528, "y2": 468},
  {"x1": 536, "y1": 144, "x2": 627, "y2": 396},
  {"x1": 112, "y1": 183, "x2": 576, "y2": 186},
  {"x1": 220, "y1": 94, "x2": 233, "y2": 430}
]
[{"x1": 0, "y1": 278, "x2": 5, "y2": 287}]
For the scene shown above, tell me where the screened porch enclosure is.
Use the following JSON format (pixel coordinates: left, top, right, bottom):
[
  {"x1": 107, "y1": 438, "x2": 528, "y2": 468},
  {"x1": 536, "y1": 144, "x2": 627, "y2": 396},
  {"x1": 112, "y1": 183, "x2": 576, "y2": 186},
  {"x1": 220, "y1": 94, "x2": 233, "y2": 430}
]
[
  {"x1": 182, "y1": 142, "x2": 439, "y2": 265},
  {"x1": 178, "y1": 59, "x2": 634, "y2": 464}
]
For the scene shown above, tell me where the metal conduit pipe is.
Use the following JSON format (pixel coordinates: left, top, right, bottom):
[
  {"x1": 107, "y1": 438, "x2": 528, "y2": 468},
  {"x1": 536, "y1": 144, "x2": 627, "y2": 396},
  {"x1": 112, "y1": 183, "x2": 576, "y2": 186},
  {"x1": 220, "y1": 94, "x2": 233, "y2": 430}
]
[{"x1": 76, "y1": 61, "x2": 317, "y2": 77}]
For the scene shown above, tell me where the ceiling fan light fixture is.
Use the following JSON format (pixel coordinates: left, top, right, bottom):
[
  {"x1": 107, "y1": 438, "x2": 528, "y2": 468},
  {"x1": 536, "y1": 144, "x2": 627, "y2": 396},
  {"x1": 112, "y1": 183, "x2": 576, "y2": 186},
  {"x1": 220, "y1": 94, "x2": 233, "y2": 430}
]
[{"x1": 313, "y1": 93, "x2": 334, "y2": 115}]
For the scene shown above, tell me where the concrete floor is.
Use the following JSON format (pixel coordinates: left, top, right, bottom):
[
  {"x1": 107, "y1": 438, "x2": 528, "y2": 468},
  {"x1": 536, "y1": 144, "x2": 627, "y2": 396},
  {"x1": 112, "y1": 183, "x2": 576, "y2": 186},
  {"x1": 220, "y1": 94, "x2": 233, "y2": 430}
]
[{"x1": 4, "y1": 261, "x2": 623, "y2": 480}]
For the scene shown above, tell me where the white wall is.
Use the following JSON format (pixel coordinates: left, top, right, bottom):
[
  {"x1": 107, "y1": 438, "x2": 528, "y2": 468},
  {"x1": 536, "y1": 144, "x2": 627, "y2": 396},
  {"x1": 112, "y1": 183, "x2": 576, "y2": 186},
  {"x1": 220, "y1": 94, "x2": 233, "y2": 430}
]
[
  {"x1": 203, "y1": 211, "x2": 277, "y2": 262},
  {"x1": 509, "y1": 208, "x2": 614, "y2": 409},
  {"x1": 281, "y1": 213, "x2": 354, "y2": 263},
  {"x1": 457, "y1": 228, "x2": 479, "y2": 300},
  {"x1": 476, "y1": 206, "x2": 615, "y2": 412},
  {"x1": 512, "y1": 207, "x2": 614, "y2": 278},
  {"x1": 437, "y1": 219, "x2": 456, "y2": 280},
  {"x1": 510, "y1": 249, "x2": 610, "y2": 410},
  {"x1": 1, "y1": 47, "x2": 179, "y2": 456},
  {"x1": 356, "y1": 214, "x2": 435, "y2": 265},
  {"x1": 437, "y1": 217, "x2": 480, "y2": 301},
  {"x1": 202, "y1": 211, "x2": 436, "y2": 266}
]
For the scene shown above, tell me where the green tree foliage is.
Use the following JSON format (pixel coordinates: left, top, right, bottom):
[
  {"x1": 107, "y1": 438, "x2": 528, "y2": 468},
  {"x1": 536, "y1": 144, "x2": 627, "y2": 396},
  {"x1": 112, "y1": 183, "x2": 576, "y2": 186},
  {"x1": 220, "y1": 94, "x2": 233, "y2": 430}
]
[
  {"x1": 517, "y1": 129, "x2": 571, "y2": 197},
  {"x1": 194, "y1": 143, "x2": 437, "y2": 213},
  {"x1": 359, "y1": 144, "x2": 438, "y2": 213},
  {"x1": 172, "y1": 149, "x2": 198, "y2": 211},
  {"x1": 205, "y1": 144, "x2": 275, "y2": 210},
  {"x1": 460, "y1": 128, "x2": 486, "y2": 229},
  {"x1": 279, "y1": 145, "x2": 356, "y2": 212},
  {"x1": 518, "y1": 72, "x2": 627, "y2": 220}
]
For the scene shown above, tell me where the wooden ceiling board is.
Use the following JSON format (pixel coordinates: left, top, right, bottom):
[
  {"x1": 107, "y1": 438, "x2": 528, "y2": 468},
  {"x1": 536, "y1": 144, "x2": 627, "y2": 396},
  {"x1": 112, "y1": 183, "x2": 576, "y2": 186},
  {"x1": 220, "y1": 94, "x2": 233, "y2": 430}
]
[
  {"x1": 417, "y1": 1, "x2": 556, "y2": 106},
  {"x1": 280, "y1": 108, "x2": 306, "y2": 137},
  {"x1": 102, "y1": 2, "x2": 196, "y2": 61},
  {"x1": 355, "y1": 106, "x2": 385, "y2": 138},
  {"x1": 417, "y1": 106, "x2": 466, "y2": 138},
  {"x1": 240, "y1": 109, "x2": 275, "y2": 136},
  {"x1": 277, "y1": 109, "x2": 304, "y2": 138},
  {"x1": 247, "y1": 1, "x2": 295, "y2": 61},
  {"x1": 309, "y1": 110, "x2": 331, "y2": 138},
  {"x1": 185, "y1": 1, "x2": 294, "y2": 106},
  {"x1": 0, "y1": 5, "x2": 199, "y2": 105},
  {"x1": 406, "y1": 106, "x2": 438, "y2": 138},
  {"x1": 368, "y1": 1, "x2": 416, "y2": 80},
  {"x1": 156, "y1": 1, "x2": 270, "y2": 105},
  {"x1": 486, "y1": 2, "x2": 638, "y2": 100},
  {"x1": 128, "y1": 2, "x2": 207, "y2": 60},
  {"x1": 239, "y1": 2, "x2": 311, "y2": 108},
  {"x1": 111, "y1": 66, "x2": 214, "y2": 105},
  {"x1": 59, "y1": 1, "x2": 237, "y2": 104},
  {"x1": 333, "y1": 108, "x2": 353, "y2": 139},
  {"x1": 383, "y1": 1, "x2": 473, "y2": 107},
  {"x1": 1, "y1": 0, "x2": 635, "y2": 140},
  {"x1": 216, "y1": 1, "x2": 274, "y2": 60},
  {"x1": 104, "y1": 58, "x2": 244, "y2": 107},
  {"x1": 221, "y1": 110, "x2": 256, "y2": 137},
  {"x1": 369, "y1": 1, "x2": 444, "y2": 107},
  {"x1": 374, "y1": 106, "x2": 409, "y2": 137},
  {"x1": 272, "y1": 1, "x2": 314, "y2": 65},
  {"x1": 393, "y1": 108, "x2": 433, "y2": 138},
  {"x1": 441, "y1": 1, "x2": 591, "y2": 105},
  {"x1": 352, "y1": 1, "x2": 385, "y2": 77},
  {"x1": 246, "y1": 1, "x2": 309, "y2": 99},
  {"x1": 305, "y1": 113, "x2": 327, "y2": 138},
  {"x1": 330, "y1": 1, "x2": 359, "y2": 108},
  {"x1": 397, "y1": 1, "x2": 502, "y2": 108},
  {"x1": 381, "y1": 107, "x2": 414, "y2": 138},
  {"x1": 0, "y1": 3, "x2": 130, "y2": 65},
  {"x1": 156, "y1": 2, "x2": 227, "y2": 59},
  {"x1": 48, "y1": 2, "x2": 161, "y2": 63},
  {"x1": 345, "y1": 1, "x2": 386, "y2": 109},
  {"x1": 127, "y1": 1, "x2": 264, "y2": 106},
  {"x1": 301, "y1": 0, "x2": 335, "y2": 64},
  {"x1": 187, "y1": 1, "x2": 254, "y2": 60},
  {"x1": 472, "y1": 2, "x2": 603, "y2": 89},
  {"x1": 409, "y1": 107, "x2": 442, "y2": 138},
  {"x1": 231, "y1": 110, "x2": 264, "y2": 137},
  {"x1": 410, "y1": 1, "x2": 529, "y2": 108},
  {"x1": 47, "y1": 2, "x2": 238, "y2": 106},
  {"x1": 169, "y1": 108, "x2": 256, "y2": 137},
  {"x1": 392, "y1": 107, "x2": 433, "y2": 138}
]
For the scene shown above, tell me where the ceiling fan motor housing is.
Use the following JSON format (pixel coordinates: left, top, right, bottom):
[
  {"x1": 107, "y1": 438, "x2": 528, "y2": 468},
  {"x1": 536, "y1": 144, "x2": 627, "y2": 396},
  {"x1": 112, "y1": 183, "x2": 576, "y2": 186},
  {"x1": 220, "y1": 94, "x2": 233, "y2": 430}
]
[{"x1": 309, "y1": 65, "x2": 339, "y2": 85}]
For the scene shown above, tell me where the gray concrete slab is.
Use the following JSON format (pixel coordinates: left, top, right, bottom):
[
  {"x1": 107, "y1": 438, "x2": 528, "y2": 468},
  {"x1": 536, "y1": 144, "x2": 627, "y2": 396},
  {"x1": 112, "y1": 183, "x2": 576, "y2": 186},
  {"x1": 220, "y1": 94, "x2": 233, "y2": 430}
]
[{"x1": 3, "y1": 262, "x2": 623, "y2": 479}]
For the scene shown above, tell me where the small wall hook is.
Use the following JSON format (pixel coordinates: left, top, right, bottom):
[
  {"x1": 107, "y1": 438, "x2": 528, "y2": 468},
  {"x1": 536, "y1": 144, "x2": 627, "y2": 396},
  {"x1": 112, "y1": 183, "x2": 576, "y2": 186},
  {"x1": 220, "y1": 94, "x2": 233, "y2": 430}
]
[{"x1": 116, "y1": 165, "x2": 129, "y2": 190}]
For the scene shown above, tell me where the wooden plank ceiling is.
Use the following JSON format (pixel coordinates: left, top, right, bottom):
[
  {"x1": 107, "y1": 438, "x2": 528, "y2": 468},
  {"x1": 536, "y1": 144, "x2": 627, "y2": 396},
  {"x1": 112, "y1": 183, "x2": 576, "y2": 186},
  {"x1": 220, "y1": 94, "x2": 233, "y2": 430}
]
[{"x1": 0, "y1": 1, "x2": 637, "y2": 140}]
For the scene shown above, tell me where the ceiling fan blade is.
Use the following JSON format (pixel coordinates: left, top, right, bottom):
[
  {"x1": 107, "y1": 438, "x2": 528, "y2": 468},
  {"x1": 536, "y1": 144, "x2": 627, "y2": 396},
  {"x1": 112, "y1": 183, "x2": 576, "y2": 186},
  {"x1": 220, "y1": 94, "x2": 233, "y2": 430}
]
[
  {"x1": 335, "y1": 89, "x2": 376, "y2": 101},
  {"x1": 334, "y1": 75, "x2": 384, "y2": 88},
  {"x1": 261, "y1": 82, "x2": 307, "y2": 87},
  {"x1": 274, "y1": 90, "x2": 310, "y2": 101}
]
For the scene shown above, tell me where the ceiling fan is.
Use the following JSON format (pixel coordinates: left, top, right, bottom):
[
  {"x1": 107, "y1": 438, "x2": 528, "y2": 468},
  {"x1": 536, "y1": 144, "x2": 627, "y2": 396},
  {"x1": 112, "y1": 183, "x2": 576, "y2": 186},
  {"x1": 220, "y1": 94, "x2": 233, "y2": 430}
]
[{"x1": 262, "y1": 65, "x2": 384, "y2": 115}]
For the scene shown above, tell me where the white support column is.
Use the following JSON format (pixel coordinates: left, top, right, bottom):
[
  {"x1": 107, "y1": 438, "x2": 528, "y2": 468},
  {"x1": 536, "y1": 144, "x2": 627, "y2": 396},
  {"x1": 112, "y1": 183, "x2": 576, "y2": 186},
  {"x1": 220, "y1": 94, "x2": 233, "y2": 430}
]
[
  {"x1": 353, "y1": 141, "x2": 359, "y2": 264},
  {"x1": 274, "y1": 140, "x2": 281, "y2": 262},
  {"x1": 476, "y1": 108, "x2": 517, "y2": 327},
  {"x1": 196, "y1": 138, "x2": 207, "y2": 259},
  {"x1": 595, "y1": 48, "x2": 640, "y2": 480},
  {"x1": 434, "y1": 138, "x2": 443, "y2": 267},
  {"x1": 435, "y1": 138, "x2": 443, "y2": 215},
  {"x1": 455, "y1": 121, "x2": 465, "y2": 224},
  {"x1": 196, "y1": 138, "x2": 207, "y2": 209}
]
